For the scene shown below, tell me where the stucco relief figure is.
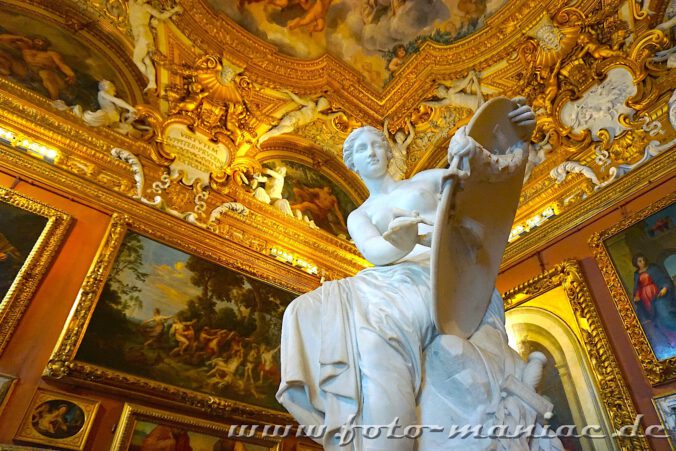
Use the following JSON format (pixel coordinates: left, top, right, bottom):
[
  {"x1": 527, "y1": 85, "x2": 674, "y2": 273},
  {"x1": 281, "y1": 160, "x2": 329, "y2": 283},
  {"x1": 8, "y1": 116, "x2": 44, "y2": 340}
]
[
  {"x1": 277, "y1": 102, "x2": 563, "y2": 450},
  {"x1": 258, "y1": 91, "x2": 340, "y2": 144},
  {"x1": 252, "y1": 167, "x2": 294, "y2": 216},
  {"x1": 128, "y1": 0, "x2": 182, "y2": 92},
  {"x1": 424, "y1": 70, "x2": 485, "y2": 112},
  {"x1": 383, "y1": 117, "x2": 414, "y2": 180}
]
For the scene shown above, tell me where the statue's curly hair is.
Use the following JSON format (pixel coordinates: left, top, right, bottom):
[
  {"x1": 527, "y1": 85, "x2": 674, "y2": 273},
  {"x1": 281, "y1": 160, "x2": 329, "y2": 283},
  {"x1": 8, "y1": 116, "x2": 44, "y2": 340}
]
[{"x1": 343, "y1": 126, "x2": 391, "y2": 172}]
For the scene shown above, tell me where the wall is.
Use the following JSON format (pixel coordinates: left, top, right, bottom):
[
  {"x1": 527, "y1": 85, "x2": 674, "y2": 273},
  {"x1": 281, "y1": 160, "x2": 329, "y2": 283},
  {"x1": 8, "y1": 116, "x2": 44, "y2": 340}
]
[
  {"x1": 497, "y1": 173, "x2": 676, "y2": 451},
  {"x1": 0, "y1": 162, "x2": 674, "y2": 450}
]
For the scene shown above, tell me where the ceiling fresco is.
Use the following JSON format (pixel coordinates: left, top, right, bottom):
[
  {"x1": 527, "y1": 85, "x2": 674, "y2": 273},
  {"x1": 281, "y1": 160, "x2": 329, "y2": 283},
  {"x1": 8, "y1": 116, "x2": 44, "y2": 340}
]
[
  {"x1": 204, "y1": 0, "x2": 509, "y2": 87},
  {"x1": 0, "y1": 0, "x2": 673, "y2": 278}
]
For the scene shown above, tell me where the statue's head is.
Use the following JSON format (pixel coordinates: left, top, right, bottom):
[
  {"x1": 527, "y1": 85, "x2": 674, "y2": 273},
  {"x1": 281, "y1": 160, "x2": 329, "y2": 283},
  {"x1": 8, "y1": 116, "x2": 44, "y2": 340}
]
[
  {"x1": 317, "y1": 97, "x2": 330, "y2": 111},
  {"x1": 99, "y1": 79, "x2": 115, "y2": 94},
  {"x1": 343, "y1": 126, "x2": 391, "y2": 178}
]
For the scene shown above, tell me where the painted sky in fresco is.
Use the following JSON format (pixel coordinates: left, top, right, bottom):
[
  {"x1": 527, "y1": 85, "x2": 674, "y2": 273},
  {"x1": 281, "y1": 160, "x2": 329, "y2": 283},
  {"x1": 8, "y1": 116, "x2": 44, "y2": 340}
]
[{"x1": 206, "y1": 0, "x2": 508, "y2": 87}]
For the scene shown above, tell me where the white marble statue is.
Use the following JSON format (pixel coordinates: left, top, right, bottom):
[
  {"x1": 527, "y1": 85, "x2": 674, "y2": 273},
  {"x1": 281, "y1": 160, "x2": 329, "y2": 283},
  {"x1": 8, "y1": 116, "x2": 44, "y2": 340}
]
[
  {"x1": 258, "y1": 91, "x2": 341, "y2": 145},
  {"x1": 424, "y1": 70, "x2": 485, "y2": 112},
  {"x1": 383, "y1": 118, "x2": 414, "y2": 181},
  {"x1": 128, "y1": 0, "x2": 182, "y2": 92},
  {"x1": 277, "y1": 103, "x2": 563, "y2": 450}
]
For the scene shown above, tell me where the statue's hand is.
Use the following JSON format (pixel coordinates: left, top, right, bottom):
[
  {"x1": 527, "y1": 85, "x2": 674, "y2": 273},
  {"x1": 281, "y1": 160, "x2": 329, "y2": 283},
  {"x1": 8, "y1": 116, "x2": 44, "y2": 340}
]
[
  {"x1": 446, "y1": 126, "x2": 475, "y2": 180},
  {"x1": 508, "y1": 98, "x2": 536, "y2": 132},
  {"x1": 382, "y1": 210, "x2": 431, "y2": 251}
]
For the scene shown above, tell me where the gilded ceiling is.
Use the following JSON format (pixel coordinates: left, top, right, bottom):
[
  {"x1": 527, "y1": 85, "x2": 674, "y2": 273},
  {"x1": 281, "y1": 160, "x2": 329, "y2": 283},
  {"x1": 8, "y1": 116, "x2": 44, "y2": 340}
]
[
  {"x1": 0, "y1": 0, "x2": 673, "y2": 277},
  {"x1": 204, "y1": 0, "x2": 509, "y2": 87}
]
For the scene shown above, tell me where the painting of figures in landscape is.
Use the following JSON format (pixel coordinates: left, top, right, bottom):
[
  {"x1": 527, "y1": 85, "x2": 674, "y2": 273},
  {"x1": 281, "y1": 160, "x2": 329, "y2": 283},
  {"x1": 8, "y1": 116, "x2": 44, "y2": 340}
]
[
  {"x1": 206, "y1": 0, "x2": 508, "y2": 86},
  {"x1": 126, "y1": 420, "x2": 271, "y2": 451},
  {"x1": 0, "y1": 9, "x2": 129, "y2": 109},
  {"x1": 604, "y1": 202, "x2": 676, "y2": 361},
  {"x1": 77, "y1": 232, "x2": 296, "y2": 411},
  {"x1": 0, "y1": 202, "x2": 48, "y2": 301},
  {"x1": 263, "y1": 159, "x2": 356, "y2": 238}
]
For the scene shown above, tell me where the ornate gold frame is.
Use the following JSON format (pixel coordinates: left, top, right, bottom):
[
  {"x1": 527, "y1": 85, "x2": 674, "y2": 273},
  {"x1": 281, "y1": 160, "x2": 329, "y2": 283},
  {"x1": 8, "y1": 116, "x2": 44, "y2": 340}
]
[
  {"x1": 651, "y1": 389, "x2": 676, "y2": 450},
  {"x1": 0, "y1": 372, "x2": 18, "y2": 417},
  {"x1": 589, "y1": 193, "x2": 676, "y2": 385},
  {"x1": 0, "y1": 186, "x2": 72, "y2": 355},
  {"x1": 14, "y1": 388, "x2": 99, "y2": 450},
  {"x1": 503, "y1": 260, "x2": 648, "y2": 450},
  {"x1": 45, "y1": 213, "x2": 309, "y2": 423},
  {"x1": 111, "y1": 403, "x2": 282, "y2": 450}
]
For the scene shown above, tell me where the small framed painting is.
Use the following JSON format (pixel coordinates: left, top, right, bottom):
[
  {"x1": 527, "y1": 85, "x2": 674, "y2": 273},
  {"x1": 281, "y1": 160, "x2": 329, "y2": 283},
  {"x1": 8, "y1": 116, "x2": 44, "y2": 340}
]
[
  {"x1": 111, "y1": 403, "x2": 281, "y2": 450},
  {"x1": 14, "y1": 388, "x2": 99, "y2": 450},
  {"x1": 653, "y1": 391, "x2": 676, "y2": 449}
]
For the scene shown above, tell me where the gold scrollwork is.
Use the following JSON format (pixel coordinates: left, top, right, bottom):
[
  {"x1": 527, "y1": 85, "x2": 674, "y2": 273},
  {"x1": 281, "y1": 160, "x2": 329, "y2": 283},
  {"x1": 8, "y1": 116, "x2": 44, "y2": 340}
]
[
  {"x1": 503, "y1": 260, "x2": 649, "y2": 450},
  {"x1": 589, "y1": 193, "x2": 676, "y2": 386},
  {"x1": 0, "y1": 186, "x2": 72, "y2": 355}
]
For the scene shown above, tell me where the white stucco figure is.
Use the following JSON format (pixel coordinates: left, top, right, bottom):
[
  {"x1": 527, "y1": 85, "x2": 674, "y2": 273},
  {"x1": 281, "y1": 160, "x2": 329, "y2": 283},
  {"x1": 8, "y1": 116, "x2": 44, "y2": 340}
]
[
  {"x1": 258, "y1": 91, "x2": 340, "y2": 144},
  {"x1": 383, "y1": 118, "x2": 414, "y2": 181},
  {"x1": 252, "y1": 167, "x2": 294, "y2": 215},
  {"x1": 128, "y1": 0, "x2": 182, "y2": 92},
  {"x1": 277, "y1": 102, "x2": 564, "y2": 450},
  {"x1": 424, "y1": 70, "x2": 485, "y2": 112},
  {"x1": 82, "y1": 80, "x2": 137, "y2": 132}
]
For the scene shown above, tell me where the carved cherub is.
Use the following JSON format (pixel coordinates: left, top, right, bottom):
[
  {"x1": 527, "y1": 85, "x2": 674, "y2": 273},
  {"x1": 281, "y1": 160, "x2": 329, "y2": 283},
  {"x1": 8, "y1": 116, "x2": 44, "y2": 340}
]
[{"x1": 575, "y1": 32, "x2": 623, "y2": 59}]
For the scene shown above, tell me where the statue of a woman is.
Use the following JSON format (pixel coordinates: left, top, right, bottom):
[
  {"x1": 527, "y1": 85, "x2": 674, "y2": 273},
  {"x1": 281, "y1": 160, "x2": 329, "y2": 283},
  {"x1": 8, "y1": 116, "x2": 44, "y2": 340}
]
[{"x1": 277, "y1": 103, "x2": 559, "y2": 450}]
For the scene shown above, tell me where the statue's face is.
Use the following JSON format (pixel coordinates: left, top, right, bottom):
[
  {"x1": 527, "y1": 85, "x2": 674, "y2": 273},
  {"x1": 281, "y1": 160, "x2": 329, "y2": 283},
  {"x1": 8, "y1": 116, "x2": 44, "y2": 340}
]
[{"x1": 352, "y1": 129, "x2": 389, "y2": 179}]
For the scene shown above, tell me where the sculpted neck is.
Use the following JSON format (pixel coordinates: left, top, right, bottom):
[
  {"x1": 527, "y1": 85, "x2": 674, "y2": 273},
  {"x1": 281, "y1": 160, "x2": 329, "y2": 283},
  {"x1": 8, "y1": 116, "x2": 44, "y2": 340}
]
[{"x1": 362, "y1": 174, "x2": 397, "y2": 197}]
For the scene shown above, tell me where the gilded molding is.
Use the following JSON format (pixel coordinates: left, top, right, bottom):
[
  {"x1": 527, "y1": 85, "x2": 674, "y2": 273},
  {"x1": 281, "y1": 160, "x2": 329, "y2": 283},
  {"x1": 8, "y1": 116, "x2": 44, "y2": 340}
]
[
  {"x1": 503, "y1": 260, "x2": 649, "y2": 450},
  {"x1": 589, "y1": 193, "x2": 676, "y2": 385}
]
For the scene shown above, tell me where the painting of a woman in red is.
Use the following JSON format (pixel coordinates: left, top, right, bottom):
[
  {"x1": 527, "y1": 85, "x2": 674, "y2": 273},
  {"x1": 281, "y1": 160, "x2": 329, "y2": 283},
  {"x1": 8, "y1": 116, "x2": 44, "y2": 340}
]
[{"x1": 632, "y1": 253, "x2": 676, "y2": 347}]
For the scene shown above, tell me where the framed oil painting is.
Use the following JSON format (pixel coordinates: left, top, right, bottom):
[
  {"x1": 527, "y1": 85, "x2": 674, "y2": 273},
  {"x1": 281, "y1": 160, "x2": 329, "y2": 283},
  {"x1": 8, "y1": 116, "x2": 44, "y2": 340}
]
[
  {"x1": 0, "y1": 372, "x2": 17, "y2": 416},
  {"x1": 47, "y1": 214, "x2": 306, "y2": 422},
  {"x1": 112, "y1": 403, "x2": 281, "y2": 451},
  {"x1": 0, "y1": 187, "x2": 71, "y2": 354},
  {"x1": 589, "y1": 194, "x2": 676, "y2": 384},
  {"x1": 14, "y1": 388, "x2": 99, "y2": 450},
  {"x1": 653, "y1": 391, "x2": 676, "y2": 449},
  {"x1": 502, "y1": 260, "x2": 647, "y2": 451}
]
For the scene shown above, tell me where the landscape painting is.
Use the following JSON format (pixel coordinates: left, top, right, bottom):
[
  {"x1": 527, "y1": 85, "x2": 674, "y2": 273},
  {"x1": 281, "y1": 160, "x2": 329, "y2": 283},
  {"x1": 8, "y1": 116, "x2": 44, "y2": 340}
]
[
  {"x1": 604, "y1": 202, "x2": 676, "y2": 361},
  {"x1": 76, "y1": 231, "x2": 296, "y2": 412},
  {"x1": 0, "y1": 202, "x2": 48, "y2": 301},
  {"x1": 264, "y1": 159, "x2": 356, "y2": 239},
  {"x1": 205, "y1": 0, "x2": 508, "y2": 86},
  {"x1": 0, "y1": 8, "x2": 129, "y2": 109}
]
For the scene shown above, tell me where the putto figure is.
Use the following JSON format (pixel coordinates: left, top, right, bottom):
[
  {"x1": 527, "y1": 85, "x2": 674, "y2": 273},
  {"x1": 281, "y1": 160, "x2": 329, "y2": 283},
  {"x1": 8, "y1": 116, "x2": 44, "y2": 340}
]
[{"x1": 277, "y1": 99, "x2": 564, "y2": 450}]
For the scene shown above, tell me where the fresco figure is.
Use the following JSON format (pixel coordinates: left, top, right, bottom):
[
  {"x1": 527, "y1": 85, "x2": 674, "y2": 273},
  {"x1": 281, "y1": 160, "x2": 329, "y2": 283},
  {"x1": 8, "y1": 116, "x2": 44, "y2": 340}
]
[
  {"x1": 632, "y1": 253, "x2": 676, "y2": 346},
  {"x1": 128, "y1": 0, "x2": 182, "y2": 92},
  {"x1": 291, "y1": 185, "x2": 349, "y2": 236},
  {"x1": 276, "y1": 102, "x2": 562, "y2": 450},
  {"x1": 0, "y1": 34, "x2": 75, "y2": 99},
  {"x1": 258, "y1": 91, "x2": 340, "y2": 144}
]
